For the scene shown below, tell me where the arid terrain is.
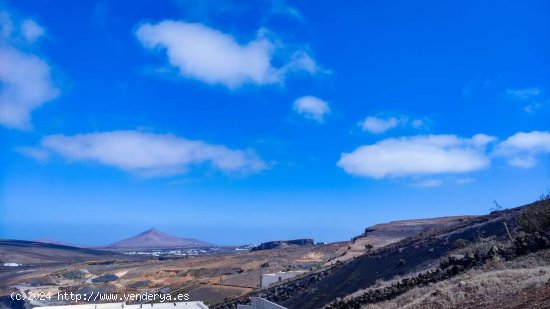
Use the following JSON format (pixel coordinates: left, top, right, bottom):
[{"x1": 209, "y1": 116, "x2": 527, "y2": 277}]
[
  {"x1": 0, "y1": 215, "x2": 459, "y2": 307},
  {"x1": 212, "y1": 198, "x2": 550, "y2": 309},
  {"x1": 2, "y1": 198, "x2": 550, "y2": 309},
  {"x1": 0, "y1": 238, "x2": 348, "y2": 306}
]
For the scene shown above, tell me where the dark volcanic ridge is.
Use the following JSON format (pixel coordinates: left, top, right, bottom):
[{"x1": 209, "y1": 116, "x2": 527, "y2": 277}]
[
  {"x1": 34, "y1": 239, "x2": 88, "y2": 248},
  {"x1": 251, "y1": 239, "x2": 315, "y2": 251}
]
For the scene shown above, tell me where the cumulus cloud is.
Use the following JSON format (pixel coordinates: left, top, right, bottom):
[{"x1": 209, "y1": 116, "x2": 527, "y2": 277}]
[
  {"x1": 360, "y1": 116, "x2": 400, "y2": 134},
  {"x1": 337, "y1": 134, "x2": 495, "y2": 179},
  {"x1": 293, "y1": 96, "x2": 330, "y2": 122},
  {"x1": 0, "y1": 10, "x2": 58, "y2": 129},
  {"x1": 494, "y1": 131, "x2": 550, "y2": 168},
  {"x1": 135, "y1": 21, "x2": 317, "y2": 88},
  {"x1": 0, "y1": 49, "x2": 59, "y2": 129},
  {"x1": 359, "y1": 114, "x2": 427, "y2": 134},
  {"x1": 40, "y1": 131, "x2": 267, "y2": 177}
]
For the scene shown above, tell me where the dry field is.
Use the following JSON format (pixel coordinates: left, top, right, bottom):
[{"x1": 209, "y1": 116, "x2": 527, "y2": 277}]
[
  {"x1": 363, "y1": 249, "x2": 550, "y2": 309},
  {"x1": 0, "y1": 242, "x2": 348, "y2": 305}
]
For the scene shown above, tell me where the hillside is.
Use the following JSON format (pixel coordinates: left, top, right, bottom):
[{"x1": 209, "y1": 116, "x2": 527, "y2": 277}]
[
  {"x1": 331, "y1": 216, "x2": 476, "y2": 264},
  {"x1": 0, "y1": 239, "x2": 120, "y2": 266},
  {"x1": 284, "y1": 211, "x2": 515, "y2": 308},
  {"x1": 214, "y1": 200, "x2": 550, "y2": 309}
]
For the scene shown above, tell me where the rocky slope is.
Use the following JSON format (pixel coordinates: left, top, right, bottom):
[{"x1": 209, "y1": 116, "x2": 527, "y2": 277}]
[
  {"x1": 213, "y1": 205, "x2": 532, "y2": 309},
  {"x1": 331, "y1": 216, "x2": 476, "y2": 264}
]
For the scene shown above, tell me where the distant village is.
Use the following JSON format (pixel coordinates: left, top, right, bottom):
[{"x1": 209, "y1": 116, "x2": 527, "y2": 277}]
[{"x1": 122, "y1": 244, "x2": 258, "y2": 257}]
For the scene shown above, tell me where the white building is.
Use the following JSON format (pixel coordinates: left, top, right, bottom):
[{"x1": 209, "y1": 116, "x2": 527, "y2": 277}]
[
  {"x1": 3, "y1": 262, "x2": 22, "y2": 267},
  {"x1": 35, "y1": 302, "x2": 208, "y2": 309},
  {"x1": 237, "y1": 297, "x2": 286, "y2": 309},
  {"x1": 260, "y1": 271, "x2": 305, "y2": 289}
]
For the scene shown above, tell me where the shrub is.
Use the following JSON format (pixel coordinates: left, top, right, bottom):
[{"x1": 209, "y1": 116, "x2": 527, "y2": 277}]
[
  {"x1": 365, "y1": 243, "x2": 374, "y2": 252},
  {"x1": 454, "y1": 239, "x2": 470, "y2": 249},
  {"x1": 518, "y1": 193, "x2": 550, "y2": 233},
  {"x1": 490, "y1": 200, "x2": 504, "y2": 214}
]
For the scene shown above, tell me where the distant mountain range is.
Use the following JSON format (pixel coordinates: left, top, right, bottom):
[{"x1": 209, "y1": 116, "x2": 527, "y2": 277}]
[
  {"x1": 33, "y1": 228, "x2": 212, "y2": 250},
  {"x1": 35, "y1": 239, "x2": 84, "y2": 247},
  {"x1": 104, "y1": 228, "x2": 212, "y2": 250}
]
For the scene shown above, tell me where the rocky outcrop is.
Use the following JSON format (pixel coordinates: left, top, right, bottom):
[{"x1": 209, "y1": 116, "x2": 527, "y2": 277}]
[
  {"x1": 91, "y1": 274, "x2": 118, "y2": 283},
  {"x1": 250, "y1": 239, "x2": 315, "y2": 252},
  {"x1": 29, "y1": 275, "x2": 58, "y2": 286},
  {"x1": 62, "y1": 269, "x2": 92, "y2": 280},
  {"x1": 515, "y1": 231, "x2": 550, "y2": 255}
]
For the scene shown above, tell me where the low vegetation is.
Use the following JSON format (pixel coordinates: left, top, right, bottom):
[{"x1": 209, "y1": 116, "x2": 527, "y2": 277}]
[
  {"x1": 363, "y1": 251, "x2": 550, "y2": 309},
  {"x1": 322, "y1": 193, "x2": 550, "y2": 309},
  {"x1": 518, "y1": 193, "x2": 550, "y2": 233}
]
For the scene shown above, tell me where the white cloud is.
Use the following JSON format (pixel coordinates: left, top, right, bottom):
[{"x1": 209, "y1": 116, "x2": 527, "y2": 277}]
[
  {"x1": 293, "y1": 96, "x2": 330, "y2": 122},
  {"x1": 0, "y1": 11, "x2": 58, "y2": 129},
  {"x1": 524, "y1": 102, "x2": 543, "y2": 113},
  {"x1": 17, "y1": 146, "x2": 49, "y2": 161},
  {"x1": 284, "y1": 51, "x2": 318, "y2": 74},
  {"x1": 337, "y1": 134, "x2": 495, "y2": 179},
  {"x1": 506, "y1": 87, "x2": 546, "y2": 113},
  {"x1": 507, "y1": 157, "x2": 536, "y2": 168},
  {"x1": 494, "y1": 131, "x2": 550, "y2": 168},
  {"x1": 40, "y1": 131, "x2": 267, "y2": 177},
  {"x1": 506, "y1": 88, "x2": 540, "y2": 100},
  {"x1": 20, "y1": 19, "x2": 44, "y2": 43},
  {"x1": 411, "y1": 119, "x2": 425, "y2": 129},
  {"x1": 135, "y1": 21, "x2": 317, "y2": 88},
  {"x1": 360, "y1": 116, "x2": 400, "y2": 134},
  {"x1": 359, "y1": 114, "x2": 428, "y2": 134},
  {"x1": 269, "y1": 0, "x2": 303, "y2": 21},
  {"x1": 0, "y1": 48, "x2": 59, "y2": 129}
]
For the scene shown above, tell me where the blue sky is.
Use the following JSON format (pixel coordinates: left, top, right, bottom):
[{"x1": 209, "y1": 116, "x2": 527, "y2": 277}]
[{"x1": 1, "y1": 0, "x2": 549, "y2": 245}]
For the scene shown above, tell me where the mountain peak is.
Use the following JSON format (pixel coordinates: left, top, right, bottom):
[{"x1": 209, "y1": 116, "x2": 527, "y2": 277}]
[{"x1": 110, "y1": 228, "x2": 212, "y2": 249}]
